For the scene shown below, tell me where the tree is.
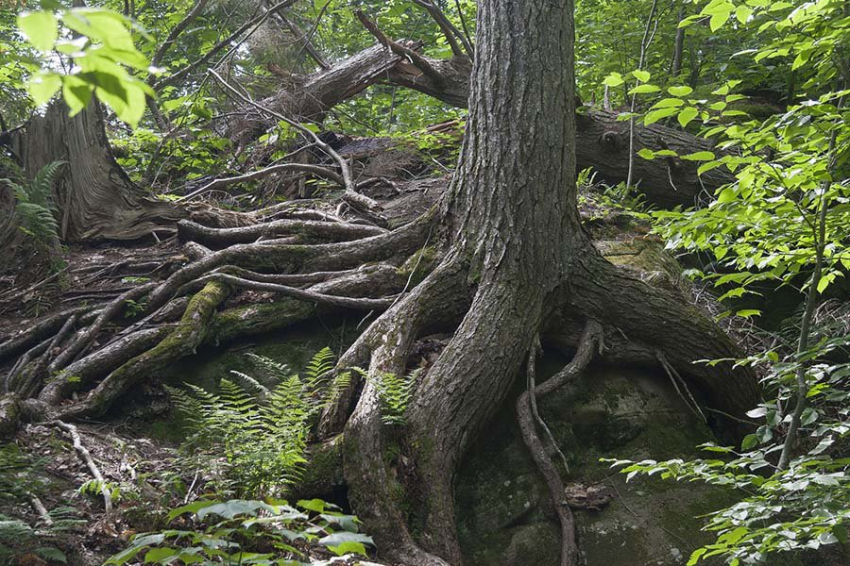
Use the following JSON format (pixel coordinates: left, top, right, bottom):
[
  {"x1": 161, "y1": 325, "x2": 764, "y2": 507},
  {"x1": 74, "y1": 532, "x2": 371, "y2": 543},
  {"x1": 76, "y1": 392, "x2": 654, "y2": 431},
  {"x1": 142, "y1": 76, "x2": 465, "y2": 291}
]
[
  {"x1": 319, "y1": 0, "x2": 757, "y2": 563},
  {"x1": 1, "y1": 1, "x2": 760, "y2": 564}
]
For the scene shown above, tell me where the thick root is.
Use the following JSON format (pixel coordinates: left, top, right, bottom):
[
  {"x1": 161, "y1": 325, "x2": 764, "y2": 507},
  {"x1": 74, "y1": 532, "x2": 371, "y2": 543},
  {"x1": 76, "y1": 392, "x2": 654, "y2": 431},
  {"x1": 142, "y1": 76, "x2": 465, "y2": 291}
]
[{"x1": 52, "y1": 281, "x2": 229, "y2": 420}]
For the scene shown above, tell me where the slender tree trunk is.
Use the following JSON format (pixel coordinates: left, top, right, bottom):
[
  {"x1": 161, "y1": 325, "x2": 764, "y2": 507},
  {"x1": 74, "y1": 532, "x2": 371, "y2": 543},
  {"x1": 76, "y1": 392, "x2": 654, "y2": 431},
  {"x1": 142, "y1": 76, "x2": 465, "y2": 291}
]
[{"x1": 672, "y1": 3, "x2": 686, "y2": 78}]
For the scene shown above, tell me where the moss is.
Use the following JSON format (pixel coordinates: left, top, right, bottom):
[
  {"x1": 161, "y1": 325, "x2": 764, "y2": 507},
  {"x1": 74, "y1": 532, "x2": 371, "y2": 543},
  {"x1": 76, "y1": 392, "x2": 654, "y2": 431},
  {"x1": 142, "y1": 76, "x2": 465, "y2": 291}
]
[
  {"x1": 290, "y1": 436, "x2": 346, "y2": 500},
  {"x1": 456, "y1": 362, "x2": 747, "y2": 566},
  {"x1": 397, "y1": 246, "x2": 438, "y2": 287}
]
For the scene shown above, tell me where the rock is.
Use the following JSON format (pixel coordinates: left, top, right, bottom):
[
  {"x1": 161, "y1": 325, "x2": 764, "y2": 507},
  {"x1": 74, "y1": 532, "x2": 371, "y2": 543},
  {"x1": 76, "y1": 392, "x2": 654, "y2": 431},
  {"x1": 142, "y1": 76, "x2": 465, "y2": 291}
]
[
  {"x1": 455, "y1": 362, "x2": 736, "y2": 566},
  {"x1": 597, "y1": 237, "x2": 684, "y2": 291},
  {"x1": 0, "y1": 393, "x2": 22, "y2": 439},
  {"x1": 503, "y1": 523, "x2": 559, "y2": 566}
]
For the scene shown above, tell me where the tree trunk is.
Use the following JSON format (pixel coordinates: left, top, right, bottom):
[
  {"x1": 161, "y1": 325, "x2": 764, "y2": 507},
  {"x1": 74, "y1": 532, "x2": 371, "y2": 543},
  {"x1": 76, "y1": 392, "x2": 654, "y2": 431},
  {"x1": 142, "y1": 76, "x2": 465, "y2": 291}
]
[
  {"x1": 333, "y1": 1, "x2": 757, "y2": 564},
  {"x1": 17, "y1": 101, "x2": 184, "y2": 242}
]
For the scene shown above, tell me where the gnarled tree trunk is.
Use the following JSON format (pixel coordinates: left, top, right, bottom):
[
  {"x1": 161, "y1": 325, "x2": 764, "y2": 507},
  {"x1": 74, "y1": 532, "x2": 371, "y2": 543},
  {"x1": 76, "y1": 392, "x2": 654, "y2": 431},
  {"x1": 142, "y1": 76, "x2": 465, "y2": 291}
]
[
  {"x1": 330, "y1": 1, "x2": 757, "y2": 565},
  {"x1": 17, "y1": 101, "x2": 184, "y2": 242}
]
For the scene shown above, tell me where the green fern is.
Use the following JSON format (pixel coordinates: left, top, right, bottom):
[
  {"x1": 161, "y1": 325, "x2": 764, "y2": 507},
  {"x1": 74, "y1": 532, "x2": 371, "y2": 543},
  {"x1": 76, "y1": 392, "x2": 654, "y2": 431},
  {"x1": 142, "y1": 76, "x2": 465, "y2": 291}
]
[
  {"x1": 168, "y1": 348, "x2": 343, "y2": 498},
  {"x1": 4, "y1": 161, "x2": 65, "y2": 244},
  {"x1": 352, "y1": 367, "x2": 419, "y2": 425}
]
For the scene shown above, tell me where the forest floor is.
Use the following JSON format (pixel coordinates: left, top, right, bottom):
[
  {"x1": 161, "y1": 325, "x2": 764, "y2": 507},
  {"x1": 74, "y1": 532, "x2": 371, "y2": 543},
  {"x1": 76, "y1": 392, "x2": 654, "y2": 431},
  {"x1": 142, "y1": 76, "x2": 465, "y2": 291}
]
[{"x1": 0, "y1": 130, "x2": 697, "y2": 566}]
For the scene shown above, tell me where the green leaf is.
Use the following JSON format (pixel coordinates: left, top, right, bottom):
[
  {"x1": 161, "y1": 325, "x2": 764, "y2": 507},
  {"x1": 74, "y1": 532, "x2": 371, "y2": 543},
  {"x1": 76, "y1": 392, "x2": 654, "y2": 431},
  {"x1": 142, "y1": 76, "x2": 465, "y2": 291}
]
[
  {"x1": 644, "y1": 107, "x2": 679, "y2": 125},
  {"x1": 62, "y1": 76, "x2": 95, "y2": 116},
  {"x1": 629, "y1": 84, "x2": 660, "y2": 95},
  {"x1": 741, "y1": 434, "x2": 758, "y2": 450},
  {"x1": 327, "y1": 542, "x2": 368, "y2": 557},
  {"x1": 297, "y1": 498, "x2": 327, "y2": 513},
  {"x1": 632, "y1": 70, "x2": 651, "y2": 83},
  {"x1": 28, "y1": 72, "x2": 62, "y2": 106},
  {"x1": 602, "y1": 72, "x2": 624, "y2": 87},
  {"x1": 668, "y1": 86, "x2": 693, "y2": 97},
  {"x1": 637, "y1": 148, "x2": 656, "y2": 160},
  {"x1": 681, "y1": 151, "x2": 715, "y2": 161},
  {"x1": 652, "y1": 98, "x2": 685, "y2": 109},
  {"x1": 710, "y1": 11, "x2": 730, "y2": 31},
  {"x1": 144, "y1": 547, "x2": 178, "y2": 563},
  {"x1": 687, "y1": 548, "x2": 708, "y2": 565},
  {"x1": 18, "y1": 11, "x2": 58, "y2": 52},
  {"x1": 319, "y1": 532, "x2": 374, "y2": 548},
  {"x1": 735, "y1": 5, "x2": 753, "y2": 24},
  {"x1": 697, "y1": 161, "x2": 723, "y2": 175},
  {"x1": 736, "y1": 309, "x2": 761, "y2": 318},
  {"x1": 678, "y1": 107, "x2": 700, "y2": 127}
]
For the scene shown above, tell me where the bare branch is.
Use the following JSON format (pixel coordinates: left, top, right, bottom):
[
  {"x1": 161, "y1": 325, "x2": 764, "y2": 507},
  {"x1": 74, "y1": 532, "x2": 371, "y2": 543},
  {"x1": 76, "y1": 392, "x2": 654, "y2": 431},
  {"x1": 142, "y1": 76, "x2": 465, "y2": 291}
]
[
  {"x1": 177, "y1": 162, "x2": 345, "y2": 202},
  {"x1": 53, "y1": 421, "x2": 113, "y2": 514},
  {"x1": 355, "y1": 10, "x2": 446, "y2": 87},
  {"x1": 151, "y1": 0, "x2": 211, "y2": 69},
  {"x1": 411, "y1": 0, "x2": 473, "y2": 58}
]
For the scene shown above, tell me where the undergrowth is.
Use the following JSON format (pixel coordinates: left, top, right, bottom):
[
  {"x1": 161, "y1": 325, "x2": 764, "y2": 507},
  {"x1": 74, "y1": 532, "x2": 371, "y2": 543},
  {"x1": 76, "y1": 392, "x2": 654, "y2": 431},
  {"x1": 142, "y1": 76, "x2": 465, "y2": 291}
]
[{"x1": 168, "y1": 347, "x2": 349, "y2": 498}]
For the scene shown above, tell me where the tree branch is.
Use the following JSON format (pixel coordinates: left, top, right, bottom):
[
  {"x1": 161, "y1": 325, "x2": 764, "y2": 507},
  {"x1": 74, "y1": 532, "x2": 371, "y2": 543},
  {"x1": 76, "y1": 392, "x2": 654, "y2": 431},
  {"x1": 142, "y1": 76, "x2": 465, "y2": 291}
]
[{"x1": 355, "y1": 10, "x2": 446, "y2": 87}]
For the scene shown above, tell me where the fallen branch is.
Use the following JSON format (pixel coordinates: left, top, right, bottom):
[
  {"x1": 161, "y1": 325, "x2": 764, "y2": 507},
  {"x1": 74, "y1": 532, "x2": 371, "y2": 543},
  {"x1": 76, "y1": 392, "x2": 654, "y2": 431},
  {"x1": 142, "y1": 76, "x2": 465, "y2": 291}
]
[
  {"x1": 356, "y1": 10, "x2": 445, "y2": 86},
  {"x1": 53, "y1": 420, "x2": 113, "y2": 514},
  {"x1": 207, "y1": 68, "x2": 380, "y2": 212}
]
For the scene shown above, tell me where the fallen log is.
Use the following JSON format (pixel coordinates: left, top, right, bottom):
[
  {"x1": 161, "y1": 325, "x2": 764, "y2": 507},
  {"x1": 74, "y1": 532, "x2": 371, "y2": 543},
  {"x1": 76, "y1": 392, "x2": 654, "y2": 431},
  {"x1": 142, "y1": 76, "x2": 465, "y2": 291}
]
[{"x1": 250, "y1": 42, "x2": 733, "y2": 208}]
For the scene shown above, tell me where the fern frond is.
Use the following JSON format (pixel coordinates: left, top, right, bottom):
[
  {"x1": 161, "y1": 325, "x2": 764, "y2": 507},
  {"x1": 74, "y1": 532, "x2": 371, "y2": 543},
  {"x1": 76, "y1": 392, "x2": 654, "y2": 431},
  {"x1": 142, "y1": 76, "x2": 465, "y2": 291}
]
[
  {"x1": 29, "y1": 161, "x2": 65, "y2": 208},
  {"x1": 304, "y1": 347, "x2": 335, "y2": 387},
  {"x1": 229, "y1": 370, "x2": 270, "y2": 398},
  {"x1": 246, "y1": 353, "x2": 291, "y2": 381},
  {"x1": 12, "y1": 161, "x2": 65, "y2": 244}
]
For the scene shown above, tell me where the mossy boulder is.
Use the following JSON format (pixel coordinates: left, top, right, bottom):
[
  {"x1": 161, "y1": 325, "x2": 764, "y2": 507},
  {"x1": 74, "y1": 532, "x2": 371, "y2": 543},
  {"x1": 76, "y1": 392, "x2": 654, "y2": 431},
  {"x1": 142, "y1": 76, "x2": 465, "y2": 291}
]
[
  {"x1": 597, "y1": 237, "x2": 683, "y2": 291},
  {"x1": 455, "y1": 360, "x2": 736, "y2": 566}
]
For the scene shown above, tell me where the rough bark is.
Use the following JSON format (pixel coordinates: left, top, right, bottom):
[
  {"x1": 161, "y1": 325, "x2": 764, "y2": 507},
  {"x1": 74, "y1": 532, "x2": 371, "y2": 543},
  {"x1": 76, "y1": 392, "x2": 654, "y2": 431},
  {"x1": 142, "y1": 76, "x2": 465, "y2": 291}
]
[
  {"x1": 16, "y1": 101, "x2": 184, "y2": 242},
  {"x1": 327, "y1": 0, "x2": 758, "y2": 564}
]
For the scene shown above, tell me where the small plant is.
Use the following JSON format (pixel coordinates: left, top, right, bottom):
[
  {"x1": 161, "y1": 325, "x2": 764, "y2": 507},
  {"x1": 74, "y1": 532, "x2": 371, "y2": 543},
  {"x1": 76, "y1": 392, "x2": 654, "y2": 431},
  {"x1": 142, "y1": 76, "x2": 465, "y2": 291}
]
[
  {"x1": 169, "y1": 348, "x2": 348, "y2": 498},
  {"x1": 3, "y1": 161, "x2": 65, "y2": 245},
  {"x1": 123, "y1": 298, "x2": 146, "y2": 318},
  {"x1": 105, "y1": 498, "x2": 374, "y2": 565},
  {"x1": 78, "y1": 479, "x2": 122, "y2": 504},
  {"x1": 353, "y1": 367, "x2": 419, "y2": 425},
  {"x1": 0, "y1": 507, "x2": 83, "y2": 565}
]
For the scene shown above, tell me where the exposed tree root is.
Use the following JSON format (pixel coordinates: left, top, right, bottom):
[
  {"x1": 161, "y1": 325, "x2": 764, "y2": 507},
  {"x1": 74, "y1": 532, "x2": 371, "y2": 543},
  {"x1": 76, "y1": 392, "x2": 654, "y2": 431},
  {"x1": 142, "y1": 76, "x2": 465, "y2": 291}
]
[
  {"x1": 517, "y1": 323, "x2": 603, "y2": 566},
  {"x1": 51, "y1": 281, "x2": 229, "y2": 420}
]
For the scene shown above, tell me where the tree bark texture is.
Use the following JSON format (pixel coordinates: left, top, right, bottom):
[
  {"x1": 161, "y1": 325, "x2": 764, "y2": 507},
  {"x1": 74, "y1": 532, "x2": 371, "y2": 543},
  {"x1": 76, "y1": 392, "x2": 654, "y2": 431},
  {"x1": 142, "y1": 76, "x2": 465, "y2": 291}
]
[
  {"x1": 331, "y1": 0, "x2": 758, "y2": 564},
  {"x1": 17, "y1": 102, "x2": 184, "y2": 242}
]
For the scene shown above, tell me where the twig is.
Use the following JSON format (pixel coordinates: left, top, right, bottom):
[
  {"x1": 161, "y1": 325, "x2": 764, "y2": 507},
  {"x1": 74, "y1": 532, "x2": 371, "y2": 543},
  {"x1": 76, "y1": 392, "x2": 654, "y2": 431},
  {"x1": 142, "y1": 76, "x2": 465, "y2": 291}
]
[
  {"x1": 656, "y1": 349, "x2": 706, "y2": 422},
  {"x1": 53, "y1": 420, "x2": 113, "y2": 514},
  {"x1": 206, "y1": 68, "x2": 380, "y2": 212},
  {"x1": 29, "y1": 494, "x2": 53, "y2": 526}
]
